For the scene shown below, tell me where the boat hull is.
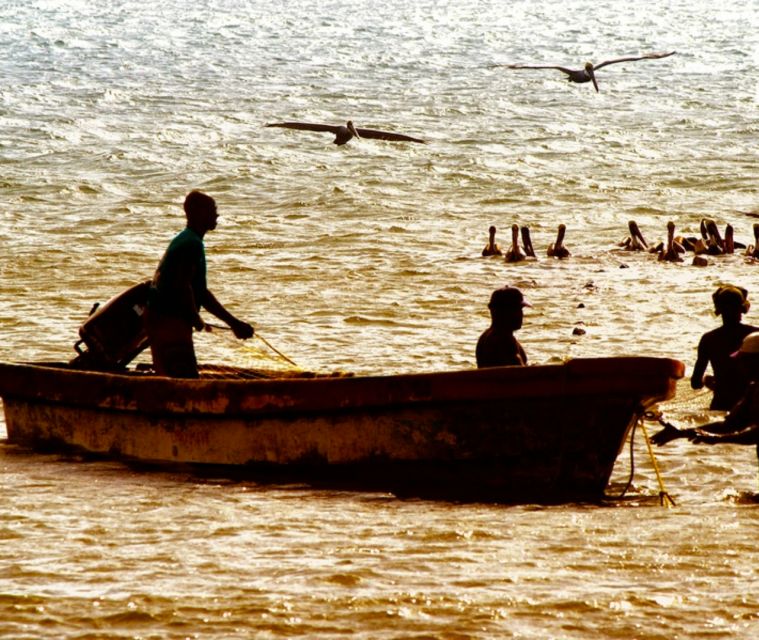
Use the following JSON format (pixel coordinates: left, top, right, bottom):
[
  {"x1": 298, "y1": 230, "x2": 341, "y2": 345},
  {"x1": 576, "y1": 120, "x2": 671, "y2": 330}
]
[{"x1": 0, "y1": 357, "x2": 684, "y2": 503}]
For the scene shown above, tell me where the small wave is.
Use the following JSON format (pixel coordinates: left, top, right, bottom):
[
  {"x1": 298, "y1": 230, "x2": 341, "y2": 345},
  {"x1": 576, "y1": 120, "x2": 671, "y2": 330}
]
[{"x1": 343, "y1": 315, "x2": 401, "y2": 326}]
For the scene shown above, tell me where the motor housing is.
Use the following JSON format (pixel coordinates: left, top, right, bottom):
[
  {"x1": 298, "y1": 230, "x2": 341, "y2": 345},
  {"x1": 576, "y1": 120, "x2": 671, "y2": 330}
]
[{"x1": 71, "y1": 280, "x2": 151, "y2": 370}]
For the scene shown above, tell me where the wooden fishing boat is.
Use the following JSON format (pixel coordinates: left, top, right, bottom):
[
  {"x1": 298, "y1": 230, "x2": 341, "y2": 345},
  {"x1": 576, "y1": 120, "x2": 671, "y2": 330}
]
[{"x1": 0, "y1": 357, "x2": 683, "y2": 503}]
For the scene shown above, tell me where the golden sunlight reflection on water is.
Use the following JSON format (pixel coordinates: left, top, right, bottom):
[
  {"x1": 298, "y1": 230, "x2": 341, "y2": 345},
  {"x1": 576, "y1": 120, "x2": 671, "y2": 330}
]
[{"x1": 2, "y1": 0, "x2": 759, "y2": 637}]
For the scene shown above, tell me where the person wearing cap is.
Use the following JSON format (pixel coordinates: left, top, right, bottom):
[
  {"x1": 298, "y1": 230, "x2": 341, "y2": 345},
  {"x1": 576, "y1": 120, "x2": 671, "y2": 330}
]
[
  {"x1": 146, "y1": 190, "x2": 255, "y2": 378},
  {"x1": 476, "y1": 286, "x2": 530, "y2": 368},
  {"x1": 651, "y1": 332, "x2": 759, "y2": 465},
  {"x1": 690, "y1": 285, "x2": 757, "y2": 410}
]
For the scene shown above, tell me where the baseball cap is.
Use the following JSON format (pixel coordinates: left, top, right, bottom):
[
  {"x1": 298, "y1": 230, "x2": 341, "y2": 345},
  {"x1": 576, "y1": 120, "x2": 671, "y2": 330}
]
[{"x1": 488, "y1": 286, "x2": 532, "y2": 310}]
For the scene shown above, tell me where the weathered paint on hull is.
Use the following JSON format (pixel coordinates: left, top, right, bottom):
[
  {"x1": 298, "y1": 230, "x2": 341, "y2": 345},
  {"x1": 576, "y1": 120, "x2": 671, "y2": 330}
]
[
  {"x1": 0, "y1": 357, "x2": 685, "y2": 502},
  {"x1": 4, "y1": 394, "x2": 637, "y2": 502}
]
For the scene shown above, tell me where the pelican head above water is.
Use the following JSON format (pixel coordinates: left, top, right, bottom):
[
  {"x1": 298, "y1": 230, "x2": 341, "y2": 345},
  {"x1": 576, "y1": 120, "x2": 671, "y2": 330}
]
[
  {"x1": 659, "y1": 220, "x2": 684, "y2": 263},
  {"x1": 520, "y1": 226, "x2": 536, "y2": 258},
  {"x1": 265, "y1": 120, "x2": 426, "y2": 146},
  {"x1": 724, "y1": 224, "x2": 735, "y2": 254},
  {"x1": 619, "y1": 220, "x2": 649, "y2": 251},
  {"x1": 547, "y1": 224, "x2": 570, "y2": 258},
  {"x1": 746, "y1": 224, "x2": 759, "y2": 259},
  {"x1": 482, "y1": 225, "x2": 503, "y2": 257},
  {"x1": 505, "y1": 224, "x2": 526, "y2": 263},
  {"x1": 501, "y1": 51, "x2": 676, "y2": 92},
  {"x1": 703, "y1": 218, "x2": 725, "y2": 255}
]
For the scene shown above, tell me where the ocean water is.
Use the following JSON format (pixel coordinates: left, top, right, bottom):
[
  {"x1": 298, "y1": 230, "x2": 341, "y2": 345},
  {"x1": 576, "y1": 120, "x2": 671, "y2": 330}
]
[{"x1": 2, "y1": 0, "x2": 759, "y2": 637}]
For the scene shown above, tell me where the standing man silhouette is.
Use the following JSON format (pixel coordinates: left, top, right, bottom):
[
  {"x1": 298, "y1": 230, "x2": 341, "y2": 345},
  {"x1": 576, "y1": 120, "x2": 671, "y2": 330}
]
[{"x1": 146, "y1": 190, "x2": 254, "y2": 378}]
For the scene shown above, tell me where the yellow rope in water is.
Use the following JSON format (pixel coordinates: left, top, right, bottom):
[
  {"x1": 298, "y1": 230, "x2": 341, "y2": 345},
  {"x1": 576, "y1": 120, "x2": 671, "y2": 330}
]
[
  {"x1": 204, "y1": 323, "x2": 301, "y2": 370},
  {"x1": 638, "y1": 418, "x2": 676, "y2": 508},
  {"x1": 255, "y1": 333, "x2": 299, "y2": 367}
]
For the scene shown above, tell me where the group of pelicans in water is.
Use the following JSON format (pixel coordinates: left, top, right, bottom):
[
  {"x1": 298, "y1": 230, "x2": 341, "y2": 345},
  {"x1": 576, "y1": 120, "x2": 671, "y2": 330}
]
[{"x1": 482, "y1": 219, "x2": 759, "y2": 265}]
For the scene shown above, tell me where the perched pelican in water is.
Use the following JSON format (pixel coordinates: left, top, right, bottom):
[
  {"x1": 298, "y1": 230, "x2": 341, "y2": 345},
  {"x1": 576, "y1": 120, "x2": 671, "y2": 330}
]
[
  {"x1": 504, "y1": 224, "x2": 526, "y2": 263},
  {"x1": 265, "y1": 120, "x2": 426, "y2": 145},
  {"x1": 619, "y1": 220, "x2": 649, "y2": 251},
  {"x1": 724, "y1": 224, "x2": 735, "y2": 254},
  {"x1": 674, "y1": 230, "x2": 699, "y2": 252},
  {"x1": 547, "y1": 224, "x2": 570, "y2": 258},
  {"x1": 688, "y1": 218, "x2": 725, "y2": 255},
  {"x1": 724, "y1": 224, "x2": 746, "y2": 251},
  {"x1": 659, "y1": 221, "x2": 683, "y2": 262},
  {"x1": 501, "y1": 51, "x2": 676, "y2": 92},
  {"x1": 703, "y1": 218, "x2": 725, "y2": 255},
  {"x1": 746, "y1": 224, "x2": 759, "y2": 259},
  {"x1": 482, "y1": 225, "x2": 503, "y2": 257},
  {"x1": 520, "y1": 226, "x2": 536, "y2": 258}
]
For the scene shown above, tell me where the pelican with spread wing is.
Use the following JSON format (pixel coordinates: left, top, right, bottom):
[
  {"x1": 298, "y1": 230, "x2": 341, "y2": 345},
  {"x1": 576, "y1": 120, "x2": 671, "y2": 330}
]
[
  {"x1": 265, "y1": 120, "x2": 426, "y2": 145},
  {"x1": 502, "y1": 51, "x2": 676, "y2": 92}
]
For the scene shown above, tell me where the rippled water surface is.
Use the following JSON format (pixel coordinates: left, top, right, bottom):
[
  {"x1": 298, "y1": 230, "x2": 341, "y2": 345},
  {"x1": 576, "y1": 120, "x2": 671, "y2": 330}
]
[{"x1": 2, "y1": 0, "x2": 759, "y2": 637}]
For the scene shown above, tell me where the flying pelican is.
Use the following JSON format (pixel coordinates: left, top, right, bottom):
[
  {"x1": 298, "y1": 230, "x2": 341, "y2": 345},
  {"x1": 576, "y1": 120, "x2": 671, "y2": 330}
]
[
  {"x1": 547, "y1": 224, "x2": 570, "y2": 258},
  {"x1": 482, "y1": 225, "x2": 503, "y2": 257},
  {"x1": 502, "y1": 51, "x2": 676, "y2": 92},
  {"x1": 265, "y1": 120, "x2": 426, "y2": 145}
]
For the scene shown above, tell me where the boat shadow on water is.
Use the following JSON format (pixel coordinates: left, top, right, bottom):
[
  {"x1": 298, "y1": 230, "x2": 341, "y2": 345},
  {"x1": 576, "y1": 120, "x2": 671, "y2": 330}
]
[{"x1": 1, "y1": 440, "x2": 670, "y2": 507}]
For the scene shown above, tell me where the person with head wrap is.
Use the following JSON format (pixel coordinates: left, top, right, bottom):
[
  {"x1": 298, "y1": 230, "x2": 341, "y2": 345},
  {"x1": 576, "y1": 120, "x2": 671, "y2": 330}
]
[
  {"x1": 652, "y1": 333, "x2": 759, "y2": 484},
  {"x1": 690, "y1": 285, "x2": 757, "y2": 410}
]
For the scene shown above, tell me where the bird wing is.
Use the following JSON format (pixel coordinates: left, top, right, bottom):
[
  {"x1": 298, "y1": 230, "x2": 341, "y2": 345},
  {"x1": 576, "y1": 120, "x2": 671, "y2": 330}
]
[
  {"x1": 593, "y1": 51, "x2": 676, "y2": 70},
  {"x1": 265, "y1": 122, "x2": 340, "y2": 133},
  {"x1": 354, "y1": 128, "x2": 426, "y2": 143},
  {"x1": 503, "y1": 64, "x2": 576, "y2": 75}
]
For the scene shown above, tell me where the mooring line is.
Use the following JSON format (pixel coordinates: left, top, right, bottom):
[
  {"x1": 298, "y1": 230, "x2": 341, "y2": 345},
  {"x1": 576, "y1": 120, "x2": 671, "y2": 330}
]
[{"x1": 639, "y1": 417, "x2": 676, "y2": 508}]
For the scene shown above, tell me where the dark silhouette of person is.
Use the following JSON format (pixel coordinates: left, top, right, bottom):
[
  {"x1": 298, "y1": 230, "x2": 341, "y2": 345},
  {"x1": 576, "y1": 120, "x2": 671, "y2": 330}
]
[
  {"x1": 146, "y1": 190, "x2": 254, "y2": 378},
  {"x1": 476, "y1": 286, "x2": 530, "y2": 368},
  {"x1": 691, "y1": 285, "x2": 757, "y2": 410},
  {"x1": 652, "y1": 333, "x2": 759, "y2": 480}
]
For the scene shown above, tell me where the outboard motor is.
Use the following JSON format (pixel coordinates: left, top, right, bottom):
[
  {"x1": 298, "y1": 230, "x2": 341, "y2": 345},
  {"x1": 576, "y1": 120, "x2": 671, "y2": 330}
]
[{"x1": 71, "y1": 280, "x2": 151, "y2": 371}]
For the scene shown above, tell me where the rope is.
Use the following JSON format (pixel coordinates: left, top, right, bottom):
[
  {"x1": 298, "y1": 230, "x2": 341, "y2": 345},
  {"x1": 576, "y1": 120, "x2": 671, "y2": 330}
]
[
  {"x1": 254, "y1": 333, "x2": 299, "y2": 367},
  {"x1": 639, "y1": 417, "x2": 676, "y2": 508},
  {"x1": 204, "y1": 322, "x2": 300, "y2": 368},
  {"x1": 606, "y1": 410, "x2": 676, "y2": 507}
]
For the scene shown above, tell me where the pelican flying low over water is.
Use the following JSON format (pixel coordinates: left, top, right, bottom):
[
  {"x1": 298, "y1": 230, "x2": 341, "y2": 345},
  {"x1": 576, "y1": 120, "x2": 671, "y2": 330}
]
[
  {"x1": 265, "y1": 120, "x2": 426, "y2": 145},
  {"x1": 502, "y1": 51, "x2": 676, "y2": 92}
]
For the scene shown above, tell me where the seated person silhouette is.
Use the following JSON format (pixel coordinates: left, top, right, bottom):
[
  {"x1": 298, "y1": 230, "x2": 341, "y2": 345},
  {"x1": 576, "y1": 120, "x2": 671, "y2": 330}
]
[{"x1": 476, "y1": 286, "x2": 530, "y2": 368}]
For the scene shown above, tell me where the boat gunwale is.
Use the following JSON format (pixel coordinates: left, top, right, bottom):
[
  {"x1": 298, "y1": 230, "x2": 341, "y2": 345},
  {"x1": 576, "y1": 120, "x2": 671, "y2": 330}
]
[{"x1": 0, "y1": 356, "x2": 685, "y2": 418}]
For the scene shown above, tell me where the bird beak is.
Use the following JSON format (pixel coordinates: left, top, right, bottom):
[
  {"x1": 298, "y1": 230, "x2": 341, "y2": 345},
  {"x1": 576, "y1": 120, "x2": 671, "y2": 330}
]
[
  {"x1": 347, "y1": 121, "x2": 360, "y2": 140},
  {"x1": 589, "y1": 68, "x2": 599, "y2": 92}
]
